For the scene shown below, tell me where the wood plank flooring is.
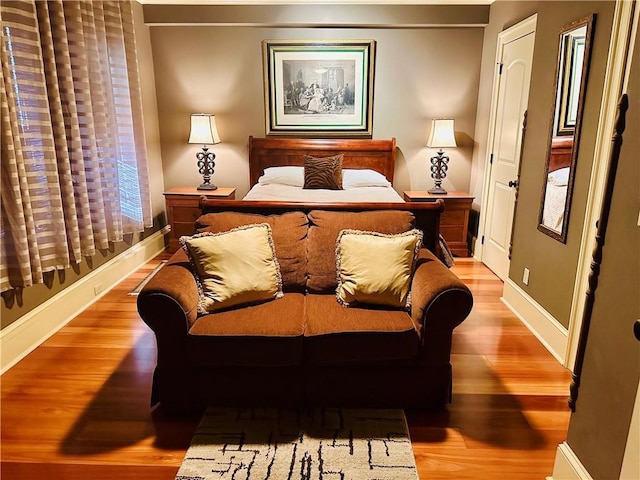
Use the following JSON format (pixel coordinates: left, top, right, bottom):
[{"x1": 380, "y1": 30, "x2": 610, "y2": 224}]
[{"x1": 1, "y1": 256, "x2": 571, "y2": 479}]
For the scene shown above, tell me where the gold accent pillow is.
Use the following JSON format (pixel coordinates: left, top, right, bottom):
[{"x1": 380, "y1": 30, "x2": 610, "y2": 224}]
[
  {"x1": 180, "y1": 223, "x2": 283, "y2": 314},
  {"x1": 336, "y1": 229, "x2": 423, "y2": 309},
  {"x1": 303, "y1": 154, "x2": 343, "y2": 190}
]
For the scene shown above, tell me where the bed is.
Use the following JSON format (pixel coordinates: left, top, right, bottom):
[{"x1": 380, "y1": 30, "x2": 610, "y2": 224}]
[
  {"x1": 244, "y1": 136, "x2": 405, "y2": 203},
  {"x1": 199, "y1": 136, "x2": 447, "y2": 257},
  {"x1": 541, "y1": 136, "x2": 574, "y2": 232}
]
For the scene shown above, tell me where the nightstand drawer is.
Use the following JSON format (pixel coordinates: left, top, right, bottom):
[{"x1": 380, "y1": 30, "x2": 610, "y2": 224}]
[
  {"x1": 441, "y1": 225, "x2": 465, "y2": 242},
  {"x1": 441, "y1": 210, "x2": 465, "y2": 226}
]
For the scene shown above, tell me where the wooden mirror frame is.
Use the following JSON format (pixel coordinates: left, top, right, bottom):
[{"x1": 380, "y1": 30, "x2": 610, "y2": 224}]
[{"x1": 538, "y1": 14, "x2": 595, "y2": 242}]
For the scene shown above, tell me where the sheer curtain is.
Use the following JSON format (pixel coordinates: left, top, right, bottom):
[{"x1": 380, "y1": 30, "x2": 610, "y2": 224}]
[{"x1": 1, "y1": 0, "x2": 152, "y2": 292}]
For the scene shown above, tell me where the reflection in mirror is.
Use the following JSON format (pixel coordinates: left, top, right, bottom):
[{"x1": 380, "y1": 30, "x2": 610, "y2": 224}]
[
  {"x1": 556, "y1": 27, "x2": 586, "y2": 136},
  {"x1": 539, "y1": 15, "x2": 595, "y2": 242}
]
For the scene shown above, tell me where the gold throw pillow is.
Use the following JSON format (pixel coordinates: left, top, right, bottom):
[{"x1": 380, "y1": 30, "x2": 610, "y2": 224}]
[
  {"x1": 303, "y1": 154, "x2": 343, "y2": 190},
  {"x1": 180, "y1": 223, "x2": 283, "y2": 314},
  {"x1": 336, "y1": 229, "x2": 423, "y2": 309}
]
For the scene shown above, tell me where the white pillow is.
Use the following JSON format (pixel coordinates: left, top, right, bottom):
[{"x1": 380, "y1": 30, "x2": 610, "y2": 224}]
[
  {"x1": 257, "y1": 166, "x2": 391, "y2": 188},
  {"x1": 342, "y1": 169, "x2": 391, "y2": 188},
  {"x1": 258, "y1": 166, "x2": 304, "y2": 187}
]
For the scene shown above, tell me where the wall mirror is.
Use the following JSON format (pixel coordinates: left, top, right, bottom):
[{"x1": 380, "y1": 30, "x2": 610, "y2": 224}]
[{"x1": 538, "y1": 14, "x2": 595, "y2": 242}]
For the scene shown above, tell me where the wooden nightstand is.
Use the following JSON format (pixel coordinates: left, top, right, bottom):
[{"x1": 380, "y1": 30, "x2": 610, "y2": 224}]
[
  {"x1": 163, "y1": 186, "x2": 236, "y2": 252},
  {"x1": 404, "y1": 191, "x2": 474, "y2": 257}
]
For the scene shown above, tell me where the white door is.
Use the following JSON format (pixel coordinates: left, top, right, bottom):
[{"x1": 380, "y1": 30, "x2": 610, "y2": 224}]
[{"x1": 481, "y1": 16, "x2": 536, "y2": 280}]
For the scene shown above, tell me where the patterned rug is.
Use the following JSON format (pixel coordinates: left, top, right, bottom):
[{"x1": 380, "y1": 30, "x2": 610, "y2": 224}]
[{"x1": 176, "y1": 407, "x2": 419, "y2": 480}]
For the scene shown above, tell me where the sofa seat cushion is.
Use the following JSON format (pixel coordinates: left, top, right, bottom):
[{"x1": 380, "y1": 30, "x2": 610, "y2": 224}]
[
  {"x1": 306, "y1": 210, "x2": 415, "y2": 292},
  {"x1": 303, "y1": 294, "x2": 420, "y2": 366},
  {"x1": 196, "y1": 211, "x2": 308, "y2": 291},
  {"x1": 187, "y1": 293, "x2": 305, "y2": 367}
]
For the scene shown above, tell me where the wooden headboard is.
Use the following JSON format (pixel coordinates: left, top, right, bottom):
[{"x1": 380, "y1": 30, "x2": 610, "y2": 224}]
[
  {"x1": 248, "y1": 136, "x2": 397, "y2": 186},
  {"x1": 549, "y1": 136, "x2": 574, "y2": 172}
]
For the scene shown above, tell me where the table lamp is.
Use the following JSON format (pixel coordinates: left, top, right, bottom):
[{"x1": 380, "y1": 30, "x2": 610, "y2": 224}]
[
  {"x1": 188, "y1": 113, "x2": 221, "y2": 191},
  {"x1": 426, "y1": 118, "x2": 457, "y2": 194}
]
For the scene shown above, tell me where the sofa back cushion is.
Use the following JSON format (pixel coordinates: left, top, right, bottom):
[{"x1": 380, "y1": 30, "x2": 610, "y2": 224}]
[
  {"x1": 196, "y1": 211, "x2": 308, "y2": 291},
  {"x1": 306, "y1": 210, "x2": 415, "y2": 293}
]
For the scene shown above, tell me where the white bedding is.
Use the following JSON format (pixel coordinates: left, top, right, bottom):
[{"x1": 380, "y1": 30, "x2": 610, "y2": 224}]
[
  {"x1": 244, "y1": 167, "x2": 403, "y2": 202},
  {"x1": 541, "y1": 167, "x2": 570, "y2": 232},
  {"x1": 243, "y1": 182, "x2": 405, "y2": 203},
  {"x1": 242, "y1": 167, "x2": 455, "y2": 267}
]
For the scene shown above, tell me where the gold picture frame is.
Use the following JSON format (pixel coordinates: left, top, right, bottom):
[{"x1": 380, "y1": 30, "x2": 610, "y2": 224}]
[{"x1": 262, "y1": 39, "x2": 376, "y2": 137}]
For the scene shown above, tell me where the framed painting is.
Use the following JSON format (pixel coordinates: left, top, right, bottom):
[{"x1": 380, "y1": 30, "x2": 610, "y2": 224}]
[{"x1": 262, "y1": 39, "x2": 376, "y2": 137}]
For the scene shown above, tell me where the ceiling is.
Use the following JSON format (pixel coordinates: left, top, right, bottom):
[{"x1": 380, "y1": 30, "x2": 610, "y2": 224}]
[{"x1": 138, "y1": 0, "x2": 492, "y2": 5}]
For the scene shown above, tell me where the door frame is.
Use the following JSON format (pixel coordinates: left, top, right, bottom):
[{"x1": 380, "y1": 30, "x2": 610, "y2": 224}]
[
  {"x1": 566, "y1": 0, "x2": 638, "y2": 369},
  {"x1": 476, "y1": 14, "x2": 537, "y2": 265},
  {"x1": 551, "y1": 9, "x2": 639, "y2": 480}
]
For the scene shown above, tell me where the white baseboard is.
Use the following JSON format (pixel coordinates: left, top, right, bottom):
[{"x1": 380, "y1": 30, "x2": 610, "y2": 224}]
[
  {"x1": 548, "y1": 442, "x2": 593, "y2": 480},
  {"x1": 501, "y1": 278, "x2": 568, "y2": 366},
  {"x1": 0, "y1": 227, "x2": 169, "y2": 374}
]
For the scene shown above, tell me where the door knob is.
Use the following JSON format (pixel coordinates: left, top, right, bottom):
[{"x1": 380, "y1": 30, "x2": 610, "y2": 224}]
[{"x1": 508, "y1": 180, "x2": 518, "y2": 188}]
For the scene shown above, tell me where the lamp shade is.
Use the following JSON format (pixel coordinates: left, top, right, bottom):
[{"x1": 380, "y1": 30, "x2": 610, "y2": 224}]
[
  {"x1": 427, "y1": 119, "x2": 457, "y2": 148},
  {"x1": 188, "y1": 114, "x2": 221, "y2": 145}
]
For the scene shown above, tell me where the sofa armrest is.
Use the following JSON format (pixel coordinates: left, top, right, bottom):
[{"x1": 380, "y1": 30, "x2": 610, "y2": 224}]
[
  {"x1": 411, "y1": 249, "x2": 473, "y2": 361},
  {"x1": 136, "y1": 250, "x2": 199, "y2": 366}
]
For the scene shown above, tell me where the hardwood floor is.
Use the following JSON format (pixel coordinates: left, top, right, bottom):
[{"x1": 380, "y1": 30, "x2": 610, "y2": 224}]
[{"x1": 1, "y1": 256, "x2": 571, "y2": 479}]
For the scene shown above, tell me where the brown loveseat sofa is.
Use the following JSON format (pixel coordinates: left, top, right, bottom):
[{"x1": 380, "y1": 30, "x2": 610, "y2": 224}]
[{"x1": 137, "y1": 209, "x2": 473, "y2": 413}]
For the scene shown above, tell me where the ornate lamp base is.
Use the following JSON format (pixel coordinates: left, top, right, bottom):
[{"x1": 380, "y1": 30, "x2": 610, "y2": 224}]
[
  {"x1": 428, "y1": 149, "x2": 449, "y2": 195},
  {"x1": 196, "y1": 145, "x2": 217, "y2": 191},
  {"x1": 428, "y1": 185, "x2": 447, "y2": 195}
]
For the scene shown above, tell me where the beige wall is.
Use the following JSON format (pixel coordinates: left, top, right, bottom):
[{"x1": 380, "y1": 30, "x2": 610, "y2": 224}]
[
  {"x1": 143, "y1": 4, "x2": 489, "y2": 28},
  {"x1": 468, "y1": 1, "x2": 538, "y2": 219},
  {"x1": 508, "y1": 1, "x2": 615, "y2": 327},
  {"x1": 472, "y1": 0, "x2": 616, "y2": 328},
  {"x1": 136, "y1": 2, "x2": 167, "y2": 229},
  {"x1": 477, "y1": 2, "x2": 637, "y2": 477},
  {"x1": 1, "y1": 1, "x2": 165, "y2": 329},
  {"x1": 472, "y1": 1, "x2": 616, "y2": 329},
  {"x1": 147, "y1": 6, "x2": 485, "y2": 198},
  {"x1": 566, "y1": 19, "x2": 640, "y2": 479}
]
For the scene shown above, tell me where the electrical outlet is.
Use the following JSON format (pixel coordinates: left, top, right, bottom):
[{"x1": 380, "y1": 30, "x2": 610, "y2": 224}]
[
  {"x1": 93, "y1": 283, "x2": 103, "y2": 296},
  {"x1": 523, "y1": 268, "x2": 530, "y2": 286}
]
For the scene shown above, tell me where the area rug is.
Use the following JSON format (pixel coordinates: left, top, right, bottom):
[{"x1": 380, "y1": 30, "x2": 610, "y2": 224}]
[
  {"x1": 128, "y1": 260, "x2": 167, "y2": 296},
  {"x1": 175, "y1": 407, "x2": 419, "y2": 480}
]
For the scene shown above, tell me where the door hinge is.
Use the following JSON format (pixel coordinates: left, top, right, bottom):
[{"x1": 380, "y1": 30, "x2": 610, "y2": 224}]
[
  {"x1": 498, "y1": 63, "x2": 503, "y2": 75},
  {"x1": 489, "y1": 153, "x2": 494, "y2": 165},
  {"x1": 481, "y1": 235, "x2": 485, "y2": 245}
]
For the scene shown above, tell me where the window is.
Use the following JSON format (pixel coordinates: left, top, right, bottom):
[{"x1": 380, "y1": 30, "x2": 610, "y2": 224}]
[{"x1": 1, "y1": 0, "x2": 152, "y2": 292}]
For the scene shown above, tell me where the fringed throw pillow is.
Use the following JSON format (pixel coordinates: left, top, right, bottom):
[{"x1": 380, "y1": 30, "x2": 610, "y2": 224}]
[
  {"x1": 335, "y1": 228, "x2": 423, "y2": 309},
  {"x1": 180, "y1": 223, "x2": 283, "y2": 314}
]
